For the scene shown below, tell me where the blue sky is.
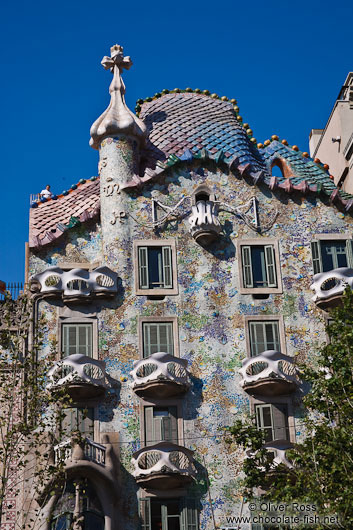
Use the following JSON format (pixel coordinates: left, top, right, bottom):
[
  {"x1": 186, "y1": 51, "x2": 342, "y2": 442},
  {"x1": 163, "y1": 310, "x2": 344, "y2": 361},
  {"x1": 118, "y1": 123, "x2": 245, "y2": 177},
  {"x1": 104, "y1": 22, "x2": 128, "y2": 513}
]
[{"x1": 0, "y1": 0, "x2": 352, "y2": 284}]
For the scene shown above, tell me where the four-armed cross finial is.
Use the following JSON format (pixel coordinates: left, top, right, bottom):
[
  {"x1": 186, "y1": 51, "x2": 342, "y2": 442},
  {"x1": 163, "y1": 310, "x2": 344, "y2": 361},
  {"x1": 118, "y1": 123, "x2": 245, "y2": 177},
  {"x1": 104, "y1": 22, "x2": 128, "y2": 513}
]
[
  {"x1": 101, "y1": 44, "x2": 132, "y2": 73},
  {"x1": 90, "y1": 44, "x2": 146, "y2": 149}
]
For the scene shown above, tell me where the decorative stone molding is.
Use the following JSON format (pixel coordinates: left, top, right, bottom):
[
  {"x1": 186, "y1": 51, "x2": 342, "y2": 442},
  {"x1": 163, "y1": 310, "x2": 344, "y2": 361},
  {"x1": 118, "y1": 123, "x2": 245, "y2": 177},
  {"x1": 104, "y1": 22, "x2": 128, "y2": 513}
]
[
  {"x1": 47, "y1": 354, "x2": 108, "y2": 399},
  {"x1": 188, "y1": 200, "x2": 222, "y2": 245},
  {"x1": 130, "y1": 352, "x2": 190, "y2": 398},
  {"x1": 30, "y1": 266, "x2": 118, "y2": 301},
  {"x1": 54, "y1": 438, "x2": 106, "y2": 466},
  {"x1": 239, "y1": 350, "x2": 298, "y2": 396},
  {"x1": 90, "y1": 44, "x2": 146, "y2": 149},
  {"x1": 132, "y1": 442, "x2": 196, "y2": 489},
  {"x1": 311, "y1": 267, "x2": 353, "y2": 308}
]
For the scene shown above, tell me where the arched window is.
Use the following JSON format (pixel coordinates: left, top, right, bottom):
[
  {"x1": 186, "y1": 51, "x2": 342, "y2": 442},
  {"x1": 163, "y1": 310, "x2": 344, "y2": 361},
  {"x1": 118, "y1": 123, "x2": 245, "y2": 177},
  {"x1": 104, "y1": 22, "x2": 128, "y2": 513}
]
[
  {"x1": 195, "y1": 191, "x2": 210, "y2": 203},
  {"x1": 193, "y1": 186, "x2": 215, "y2": 205},
  {"x1": 51, "y1": 479, "x2": 104, "y2": 530}
]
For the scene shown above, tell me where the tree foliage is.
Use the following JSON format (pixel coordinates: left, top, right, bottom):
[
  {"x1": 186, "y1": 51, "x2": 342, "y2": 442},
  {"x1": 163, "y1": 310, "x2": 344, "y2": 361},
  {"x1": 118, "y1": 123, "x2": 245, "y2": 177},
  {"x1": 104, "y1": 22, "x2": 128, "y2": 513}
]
[
  {"x1": 0, "y1": 293, "x2": 69, "y2": 528},
  {"x1": 227, "y1": 289, "x2": 353, "y2": 528}
]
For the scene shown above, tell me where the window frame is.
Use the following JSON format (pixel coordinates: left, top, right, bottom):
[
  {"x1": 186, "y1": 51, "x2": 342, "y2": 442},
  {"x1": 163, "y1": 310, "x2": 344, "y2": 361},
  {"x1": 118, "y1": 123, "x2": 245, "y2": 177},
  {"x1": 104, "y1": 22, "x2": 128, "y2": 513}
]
[
  {"x1": 244, "y1": 315, "x2": 286, "y2": 358},
  {"x1": 134, "y1": 240, "x2": 178, "y2": 296},
  {"x1": 251, "y1": 395, "x2": 296, "y2": 444},
  {"x1": 138, "y1": 317, "x2": 179, "y2": 360},
  {"x1": 237, "y1": 239, "x2": 282, "y2": 294},
  {"x1": 58, "y1": 316, "x2": 98, "y2": 362},
  {"x1": 139, "y1": 497, "x2": 198, "y2": 530},
  {"x1": 58, "y1": 405, "x2": 99, "y2": 442},
  {"x1": 144, "y1": 405, "x2": 179, "y2": 446},
  {"x1": 140, "y1": 397, "x2": 184, "y2": 448},
  {"x1": 311, "y1": 233, "x2": 353, "y2": 275}
]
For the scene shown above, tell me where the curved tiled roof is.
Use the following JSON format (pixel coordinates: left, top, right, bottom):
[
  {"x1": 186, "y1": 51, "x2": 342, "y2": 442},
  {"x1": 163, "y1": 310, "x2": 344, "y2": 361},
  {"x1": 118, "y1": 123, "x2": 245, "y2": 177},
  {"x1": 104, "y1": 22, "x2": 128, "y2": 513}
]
[
  {"x1": 139, "y1": 92, "x2": 265, "y2": 174},
  {"x1": 29, "y1": 179, "x2": 100, "y2": 248},
  {"x1": 29, "y1": 91, "x2": 353, "y2": 250}
]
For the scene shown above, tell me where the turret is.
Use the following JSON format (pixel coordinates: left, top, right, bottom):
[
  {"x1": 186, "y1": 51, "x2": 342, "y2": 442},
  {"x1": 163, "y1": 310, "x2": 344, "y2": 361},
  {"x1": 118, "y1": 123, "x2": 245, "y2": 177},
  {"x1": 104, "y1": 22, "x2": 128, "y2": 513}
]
[{"x1": 90, "y1": 44, "x2": 146, "y2": 261}]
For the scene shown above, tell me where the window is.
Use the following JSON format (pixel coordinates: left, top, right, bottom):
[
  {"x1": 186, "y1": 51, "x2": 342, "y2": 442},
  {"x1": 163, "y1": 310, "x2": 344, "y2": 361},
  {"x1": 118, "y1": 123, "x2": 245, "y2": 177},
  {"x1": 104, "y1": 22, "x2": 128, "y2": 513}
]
[
  {"x1": 255, "y1": 403, "x2": 289, "y2": 443},
  {"x1": 242, "y1": 245, "x2": 276, "y2": 288},
  {"x1": 311, "y1": 239, "x2": 352, "y2": 274},
  {"x1": 62, "y1": 407, "x2": 94, "y2": 439},
  {"x1": 62, "y1": 323, "x2": 92, "y2": 358},
  {"x1": 144, "y1": 406, "x2": 178, "y2": 446},
  {"x1": 249, "y1": 321, "x2": 280, "y2": 356},
  {"x1": 51, "y1": 479, "x2": 104, "y2": 530},
  {"x1": 143, "y1": 322, "x2": 174, "y2": 358},
  {"x1": 238, "y1": 240, "x2": 282, "y2": 294},
  {"x1": 134, "y1": 241, "x2": 178, "y2": 295},
  {"x1": 139, "y1": 498, "x2": 198, "y2": 530}
]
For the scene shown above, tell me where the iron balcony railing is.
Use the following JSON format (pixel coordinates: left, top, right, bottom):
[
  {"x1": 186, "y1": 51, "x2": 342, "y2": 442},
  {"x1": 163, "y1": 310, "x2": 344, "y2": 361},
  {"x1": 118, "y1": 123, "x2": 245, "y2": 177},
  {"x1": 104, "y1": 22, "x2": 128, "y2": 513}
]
[
  {"x1": 0, "y1": 282, "x2": 23, "y2": 301},
  {"x1": 54, "y1": 438, "x2": 106, "y2": 466}
]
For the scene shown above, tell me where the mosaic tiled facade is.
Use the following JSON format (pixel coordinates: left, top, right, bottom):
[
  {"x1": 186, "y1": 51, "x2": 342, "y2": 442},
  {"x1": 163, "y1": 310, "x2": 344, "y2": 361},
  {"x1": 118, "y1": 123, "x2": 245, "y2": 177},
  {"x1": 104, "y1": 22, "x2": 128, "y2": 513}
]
[{"x1": 22, "y1": 45, "x2": 353, "y2": 529}]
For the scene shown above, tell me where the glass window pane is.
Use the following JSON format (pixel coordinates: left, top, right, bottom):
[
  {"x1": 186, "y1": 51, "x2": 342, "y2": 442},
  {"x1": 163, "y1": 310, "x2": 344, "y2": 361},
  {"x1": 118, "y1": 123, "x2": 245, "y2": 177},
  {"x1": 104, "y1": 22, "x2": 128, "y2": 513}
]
[
  {"x1": 262, "y1": 406, "x2": 272, "y2": 427},
  {"x1": 321, "y1": 241, "x2": 348, "y2": 271},
  {"x1": 251, "y1": 246, "x2": 266, "y2": 287},
  {"x1": 148, "y1": 248, "x2": 163, "y2": 288}
]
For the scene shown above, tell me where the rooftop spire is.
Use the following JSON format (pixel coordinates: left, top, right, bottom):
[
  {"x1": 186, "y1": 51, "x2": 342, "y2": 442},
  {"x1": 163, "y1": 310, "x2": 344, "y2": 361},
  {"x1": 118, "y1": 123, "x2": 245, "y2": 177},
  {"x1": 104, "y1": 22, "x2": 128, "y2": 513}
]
[{"x1": 90, "y1": 44, "x2": 147, "y2": 149}]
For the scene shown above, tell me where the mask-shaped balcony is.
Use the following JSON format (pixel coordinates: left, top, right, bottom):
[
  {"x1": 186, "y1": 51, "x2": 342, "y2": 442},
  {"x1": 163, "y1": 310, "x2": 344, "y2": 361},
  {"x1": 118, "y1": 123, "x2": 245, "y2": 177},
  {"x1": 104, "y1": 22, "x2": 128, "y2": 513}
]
[
  {"x1": 132, "y1": 442, "x2": 196, "y2": 489},
  {"x1": 29, "y1": 266, "x2": 118, "y2": 301},
  {"x1": 188, "y1": 200, "x2": 222, "y2": 245},
  {"x1": 239, "y1": 350, "x2": 298, "y2": 396},
  {"x1": 47, "y1": 354, "x2": 108, "y2": 400},
  {"x1": 311, "y1": 267, "x2": 353, "y2": 309},
  {"x1": 130, "y1": 353, "x2": 190, "y2": 398},
  {"x1": 54, "y1": 437, "x2": 106, "y2": 467}
]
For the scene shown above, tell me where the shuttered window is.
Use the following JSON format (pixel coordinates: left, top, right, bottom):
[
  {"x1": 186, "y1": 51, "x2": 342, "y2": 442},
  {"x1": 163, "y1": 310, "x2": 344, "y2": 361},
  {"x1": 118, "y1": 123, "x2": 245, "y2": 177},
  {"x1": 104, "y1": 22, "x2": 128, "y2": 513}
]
[
  {"x1": 142, "y1": 322, "x2": 174, "y2": 358},
  {"x1": 255, "y1": 403, "x2": 289, "y2": 443},
  {"x1": 144, "y1": 406, "x2": 178, "y2": 446},
  {"x1": 62, "y1": 407, "x2": 94, "y2": 438},
  {"x1": 311, "y1": 239, "x2": 352, "y2": 274},
  {"x1": 241, "y1": 245, "x2": 278, "y2": 289},
  {"x1": 249, "y1": 321, "x2": 280, "y2": 357},
  {"x1": 138, "y1": 246, "x2": 173, "y2": 290},
  {"x1": 62, "y1": 323, "x2": 92, "y2": 358},
  {"x1": 139, "y1": 498, "x2": 198, "y2": 530}
]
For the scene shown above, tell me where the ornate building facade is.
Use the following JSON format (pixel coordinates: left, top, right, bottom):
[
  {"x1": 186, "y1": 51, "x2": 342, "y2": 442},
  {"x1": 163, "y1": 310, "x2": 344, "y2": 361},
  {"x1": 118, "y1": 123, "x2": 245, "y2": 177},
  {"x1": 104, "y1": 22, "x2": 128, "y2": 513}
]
[{"x1": 19, "y1": 44, "x2": 353, "y2": 529}]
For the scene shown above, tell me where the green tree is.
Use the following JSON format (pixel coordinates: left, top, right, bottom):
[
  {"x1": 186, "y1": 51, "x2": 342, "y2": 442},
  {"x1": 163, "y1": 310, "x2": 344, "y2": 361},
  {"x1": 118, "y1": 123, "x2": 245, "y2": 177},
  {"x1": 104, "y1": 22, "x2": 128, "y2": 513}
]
[
  {"x1": 227, "y1": 289, "x2": 353, "y2": 528},
  {"x1": 0, "y1": 293, "x2": 68, "y2": 529}
]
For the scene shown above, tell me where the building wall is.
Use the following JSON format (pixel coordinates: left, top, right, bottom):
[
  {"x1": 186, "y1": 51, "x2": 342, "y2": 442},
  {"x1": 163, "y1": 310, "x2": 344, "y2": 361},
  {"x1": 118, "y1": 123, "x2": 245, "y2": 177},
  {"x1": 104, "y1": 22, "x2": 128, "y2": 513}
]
[
  {"x1": 310, "y1": 72, "x2": 353, "y2": 194},
  {"x1": 29, "y1": 163, "x2": 353, "y2": 529}
]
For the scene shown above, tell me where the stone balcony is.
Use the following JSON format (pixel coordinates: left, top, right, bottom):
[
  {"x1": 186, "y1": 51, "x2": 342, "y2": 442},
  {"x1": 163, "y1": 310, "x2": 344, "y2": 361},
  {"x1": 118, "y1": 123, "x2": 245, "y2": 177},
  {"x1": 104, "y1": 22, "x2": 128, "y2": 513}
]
[
  {"x1": 132, "y1": 442, "x2": 196, "y2": 489},
  {"x1": 130, "y1": 353, "x2": 190, "y2": 398},
  {"x1": 311, "y1": 267, "x2": 353, "y2": 309},
  {"x1": 264, "y1": 441, "x2": 294, "y2": 471},
  {"x1": 239, "y1": 350, "x2": 298, "y2": 396},
  {"x1": 188, "y1": 200, "x2": 222, "y2": 245},
  {"x1": 47, "y1": 354, "x2": 108, "y2": 400},
  {"x1": 54, "y1": 437, "x2": 106, "y2": 467},
  {"x1": 29, "y1": 265, "x2": 118, "y2": 301}
]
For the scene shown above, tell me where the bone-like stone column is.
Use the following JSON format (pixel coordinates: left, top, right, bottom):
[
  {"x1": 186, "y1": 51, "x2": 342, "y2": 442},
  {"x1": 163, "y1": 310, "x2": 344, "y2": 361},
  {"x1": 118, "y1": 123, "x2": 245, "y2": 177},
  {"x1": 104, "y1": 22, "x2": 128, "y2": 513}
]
[{"x1": 90, "y1": 44, "x2": 146, "y2": 266}]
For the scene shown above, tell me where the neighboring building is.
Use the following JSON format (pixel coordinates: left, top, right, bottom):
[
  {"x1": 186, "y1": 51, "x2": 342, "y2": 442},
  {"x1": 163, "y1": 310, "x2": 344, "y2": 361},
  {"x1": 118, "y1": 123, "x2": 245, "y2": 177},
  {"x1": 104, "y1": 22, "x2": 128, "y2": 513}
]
[
  {"x1": 309, "y1": 72, "x2": 353, "y2": 193},
  {"x1": 11, "y1": 45, "x2": 353, "y2": 528}
]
